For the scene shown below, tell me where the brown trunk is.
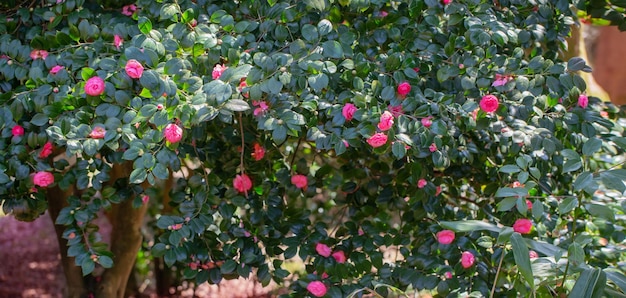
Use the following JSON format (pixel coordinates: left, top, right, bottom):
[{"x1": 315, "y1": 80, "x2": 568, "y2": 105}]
[
  {"x1": 48, "y1": 184, "x2": 88, "y2": 298},
  {"x1": 589, "y1": 25, "x2": 626, "y2": 105}
]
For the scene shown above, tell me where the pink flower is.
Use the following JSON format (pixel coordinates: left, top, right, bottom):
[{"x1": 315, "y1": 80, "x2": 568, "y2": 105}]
[
  {"x1": 492, "y1": 74, "x2": 512, "y2": 87},
  {"x1": 461, "y1": 251, "x2": 475, "y2": 269},
  {"x1": 421, "y1": 117, "x2": 432, "y2": 128},
  {"x1": 142, "y1": 195, "x2": 150, "y2": 204},
  {"x1": 315, "y1": 243, "x2": 332, "y2": 257},
  {"x1": 435, "y1": 185, "x2": 442, "y2": 196},
  {"x1": 49, "y1": 65, "x2": 64, "y2": 75},
  {"x1": 511, "y1": 181, "x2": 523, "y2": 188},
  {"x1": 417, "y1": 179, "x2": 427, "y2": 189},
  {"x1": 114, "y1": 35, "x2": 123, "y2": 50},
  {"x1": 529, "y1": 250, "x2": 539, "y2": 259},
  {"x1": 387, "y1": 104, "x2": 403, "y2": 117},
  {"x1": 444, "y1": 271, "x2": 453, "y2": 279},
  {"x1": 578, "y1": 94, "x2": 588, "y2": 109},
  {"x1": 251, "y1": 143, "x2": 265, "y2": 161},
  {"x1": 379, "y1": 11, "x2": 388, "y2": 17},
  {"x1": 33, "y1": 171, "x2": 54, "y2": 187},
  {"x1": 429, "y1": 143, "x2": 437, "y2": 152},
  {"x1": 253, "y1": 100, "x2": 269, "y2": 116},
  {"x1": 30, "y1": 49, "x2": 48, "y2": 60},
  {"x1": 39, "y1": 142, "x2": 54, "y2": 159},
  {"x1": 342, "y1": 103, "x2": 357, "y2": 121},
  {"x1": 89, "y1": 126, "x2": 106, "y2": 139},
  {"x1": 436, "y1": 230, "x2": 455, "y2": 245},
  {"x1": 121, "y1": 4, "x2": 137, "y2": 16},
  {"x1": 125, "y1": 59, "x2": 144, "y2": 79},
  {"x1": 164, "y1": 123, "x2": 183, "y2": 143},
  {"x1": 306, "y1": 281, "x2": 328, "y2": 297},
  {"x1": 479, "y1": 94, "x2": 499, "y2": 113},
  {"x1": 377, "y1": 111, "x2": 394, "y2": 131},
  {"x1": 238, "y1": 78, "x2": 249, "y2": 98},
  {"x1": 84, "y1": 76, "x2": 105, "y2": 96},
  {"x1": 526, "y1": 200, "x2": 533, "y2": 210},
  {"x1": 332, "y1": 250, "x2": 347, "y2": 263},
  {"x1": 233, "y1": 174, "x2": 253, "y2": 193},
  {"x1": 442, "y1": 0, "x2": 452, "y2": 4},
  {"x1": 291, "y1": 174, "x2": 308, "y2": 189},
  {"x1": 397, "y1": 82, "x2": 411, "y2": 96},
  {"x1": 367, "y1": 133, "x2": 388, "y2": 148},
  {"x1": 513, "y1": 219, "x2": 533, "y2": 234},
  {"x1": 12, "y1": 124, "x2": 24, "y2": 137},
  {"x1": 212, "y1": 64, "x2": 227, "y2": 80}
]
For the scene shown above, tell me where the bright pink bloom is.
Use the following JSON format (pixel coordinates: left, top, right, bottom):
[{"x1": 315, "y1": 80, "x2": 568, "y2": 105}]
[
  {"x1": 429, "y1": 143, "x2": 437, "y2": 152},
  {"x1": 444, "y1": 271, "x2": 453, "y2": 279},
  {"x1": 121, "y1": 4, "x2": 137, "y2": 16},
  {"x1": 12, "y1": 124, "x2": 24, "y2": 137},
  {"x1": 421, "y1": 117, "x2": 432, "y2": 128},
  {"x1": 332, "y1": 250, "x2": 347, "y2": 263},
  {"x1": 142, "y1": 195, "x2": 150, "y2": 204},
  {"x1": 291, "y1": 174, "x2": 308, "y2": 189},
  {"x1": 526, "y1": 200, "x2": 533, "y2": 210},
  {"x1": 529, "y1": 250, "x2": 539, "y2": 259},
  {"x1": 49, "y1": 65, "x2": 64, "y2": 74},
  {"x1": 492, "y1": 74, "x2": 512, "y2": 87},
  {"x1": 417, "y1": 178, "x2": 427, "y2": 189},
  {"x1": 39, "y1": 142, "x2": 53, "y2": 159},
  {"x1": 315, "y1": 243, "x2": 332, "y2": 257},
  {"x1": 342, "y1": 103, "x2": 357, "y2": 121},
  {"x1": 578, "y1": 94, "x2": 588, "y2": 109},
  {"x1": 125, "y1": 59, "x2": 144, "y2": 79},
  {"x1": 442, "y1": 0, "x2": 452, "y2": 4},
  {"x1": 238, "y1": 78, "x2": 248, "y2": 98},
  {"x1": 251, "y1": 143, "x2": 265, "y2": 161},
  {"x1": 164, "y1": 123, "x2": 183, "y2": 143},
  {"x1": 233, "y1": 174, "x2": 252, "y2": 193},
  {"x1": 89, "y1": 126, "x2": 106, "y2": 139},
  {"x1": 30, "y1": 49, "x2": 48, "y2": 60},
  {"x1": 436, "y1": 230, "x2": 455, "y2": 245},
  {"x1": 511, "y1": 181, "x2": 523, "y2": 188},
  {"x1": 306, "y1": 281, "x2": 328, "y2": 297},
  {"x1": 114, "y1": 35, "x2": 123, "y2": 50},
  {"x1": 480, "y1": 94, "x2": 499, "y2": 113},
  {"x1": 461, "y1": 251, "x2": 475, "y2": 269},
  {"x1": 33, "y1": 171, "x2": 54, "y2": 187},
  {"x1": 377, "y1": 111, "x2": 394, "y2": 131},
  {"x1": 85, "y1": 76, "x2": 105, "y2": 96},
  {"x1": 212, "y1": 64, "x2": 227, "y2": 80},
  {"x1": 513, "y1": 218, "x2": 533, "y2": 234},
  {"x1": 252, "y1": 100, "x2": 269, "y2": 116},
  {"x1": 387, "y1": 104, "x2": 403, "y2": 117},
  {"x1": 367, "y1": 133, "x2": 388, "y2": 148},
  {"x1": 435, "y1": 185, "x2": 442, "y2": 196},
  {"x1": 397, "y1": 82, "x2": 411, "y2": 96},
  {"x1": 379, "y1": 11, "x2": 388, "y2": 17}
]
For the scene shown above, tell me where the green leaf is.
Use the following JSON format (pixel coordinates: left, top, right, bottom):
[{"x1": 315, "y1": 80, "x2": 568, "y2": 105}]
[
  {"x1": 582, "y1": 138, "x2": 602, "y2": 156},
  {"x1": 98, "y1": 255, "x2": 113, "y2": 268},
  {"x1": 568, "y1": 242, "x2": 585, "y2": 267},
  {"x1": 573, "y1": 171, "x2": 595, "y2": 192},
  {"x1": 499, "y1": 164, "x2": 521, "y2": 174},
  {"x1": 224, "y1": 99, "x2": 250, "y2": 112},
  {"x1": 322, "y1": 40, "x2": 343, "y2": 58},
  {"x1": 129, "y1": 168, "x2": 147, "y2": 184},
  {"x1": 494, "y1": 187, "x2": 528, "y2": 198},
  {"x1": 585, "y1": 203, "x2": 614, "y2": 221},
  {"x1": 220, "y1": 259, "x2": 237, "y2": 274},
  {"x1": 567, "y1": 57, "x2": 589, "y2": 72},
  {"x1": 558, "y1": 197, "x2": 578, "y2": 215},
  {"x1": 305, "y1": 0, "x2": 328, "y2": 11},
  {"x1": 569, "y1": 268, "x2": 606, "y2": 298},
  {"x1": 440, "y1": 220, "x2": 502, "y2": 233},
  {"x1": 138, "y1": 17, "x2": 152, "y2": 35},
  {"x1": 81, "y1": 258, "x2": 95, "y2": 276},
  {"x1": 308, "y1": 73, "x2": 328, "y2": 93},
  {"x1": 153, "y1": 163, "x2": 169, "y2": 180},
  {"x1": 511, "y1": 233, "x2": 534, "y2": 288}
]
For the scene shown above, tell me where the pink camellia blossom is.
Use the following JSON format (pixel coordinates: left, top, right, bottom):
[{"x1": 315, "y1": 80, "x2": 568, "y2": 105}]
[
  {"x1": 417, "y1": 178, "x2": 427, "y2": 189},
  {"x1": 212, "y1": 64, "x2": 227, "y2": 80},
  {"x1": 142, "y1": 195, "x2": 150, "y2": 204},
  {"x1": 12, "y1": 124, "x2": 24, "y2": 137},
  {"x1": 479, "y1": 94, "x2": 499, "y2": 113},
  {"x1": 492, "y1": 74, "x2": 512, "y2": 87},
  {"x1": 429, "y1": 143, "x2": 437, "y2": 152},
  {"x1": 513, "y1": 218, "x2": 533, "y2": 234},
  {"x1": 387, "y1": 104, "x2": 403, "y2": 117},
  {"x1": 442, "y1": 0, "x2": 452, "y2": 4},
  {"x1": 233, "y1": 173, "x2": 252, "y2": 193},
  {"x1": 49, "y1": 65, "x2": 64, "y2": 75},
  {"x1": 511, "y1": 181, "x2": 523, "y2": 188},
  {"x1": 30, "y1": 49, "x2": 48, "y2": 60},
  {"x1": 529, "y1": 250, "x2": 539, "y2": 259},
  {"x1": 89, "y1": 126, "x2": 106, "y2": 139},
  {"x1": 33, "y1": 171, "x2": 54, "y2": 187},
  {"x1": 114, "y1": 35, "x2": 123, "y2": 50},
  {"x1": 379, "y1": 11, "x2": 388, "y2": 17},
  {"x1": 332, "y1": 250, "x2": 347, "y2": 263},
  {"x1": 84, "y1": 76, "x2": 105, "y2": 96},
  {"x1": 306, "y1": 281, "x2": 328, "y2": 298},
  {"x1": 125, "y1": 59, "x2": 144, "y2": 79},
  {"x1": 315, "y1": 243, "x2": 332, "y2": 257},
  {"x1": 238, "y1": 78, "x2": 249, "y2": 98},
  {"x1": 342, "y1": 103, "x2": 357, "y2": 121},
  {"x1": 436, "y1": 230, "x2": 455, "y2": 245},
  {"x1": 367, "y1": 133, "x2": 388, "y2": 148},
  {"x1": 578, "y1": 94, "x2": 588, "y2": 109},
  {"x1": 291, "y1": 174, "x2": 308, "y2": 189},
  {"x1": 377, "y1": 111, "x2": 394, "y2": 131},
  {"x1": 397, "y1": 82, "x2": 411, "y2": 96},
  {"x1": 253, "y1": 100, "x2": 269, "y2": 116},
  {"x1": 461, "y1": 251, "x2": 475, "y2": 269},
  {"x1": 444, "y1": 271, "x2": 453, "y2": 279},
  {"x1": 121, "y1": 4, "x2": 137, "y2": 16},
  {"x1": 421, "y1": 117, "x2": 432, "y2": 128},
  {"x1": 251, "y1": 143, "x2": 265, "y2": 161},
  {"x1": 526, "y1": 200, "x2": 533, "y2": 210},
  {"x1": 436, "y1": 185, "x2": 442, "y2": 196},
  {"x1": 39, "y1": 142, "x2": 54, "y2": 159},
  {"x1": 164, "y1": 123, "x2": 183, "y2": 143}
]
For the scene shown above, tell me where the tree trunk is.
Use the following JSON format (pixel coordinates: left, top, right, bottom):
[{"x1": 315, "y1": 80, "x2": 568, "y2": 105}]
[
  {"x1": 48, "y1": 184, "x2": 89, "y2": 298},
  {"x1": 588, "y1": 25, "x2": 626, "y2": 105}
]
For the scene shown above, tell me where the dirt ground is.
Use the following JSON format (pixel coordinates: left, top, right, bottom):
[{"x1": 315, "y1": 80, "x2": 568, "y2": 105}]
[{"x1": 0, "y1": 213, "x2": 278, "y2": 298}]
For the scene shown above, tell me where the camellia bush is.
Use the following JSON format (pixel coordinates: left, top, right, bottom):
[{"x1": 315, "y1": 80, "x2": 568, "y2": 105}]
[{"x1": 1, "y1": 0, "x2": 626, "y2": 297}]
